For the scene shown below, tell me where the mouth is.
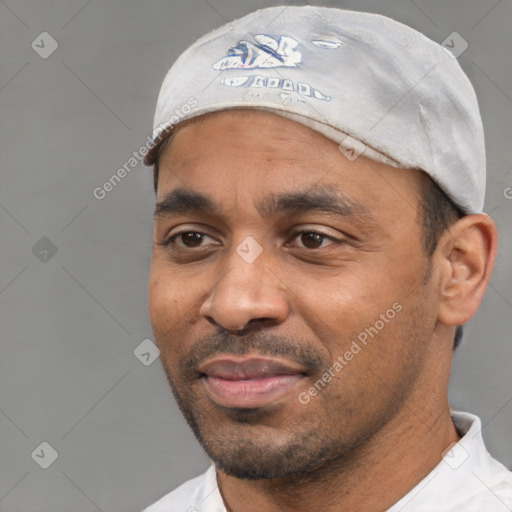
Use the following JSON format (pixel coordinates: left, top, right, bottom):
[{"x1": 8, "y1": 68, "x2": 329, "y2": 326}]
[{"x1": 198, "y1": 355, "x2": 307, "y2": 409}]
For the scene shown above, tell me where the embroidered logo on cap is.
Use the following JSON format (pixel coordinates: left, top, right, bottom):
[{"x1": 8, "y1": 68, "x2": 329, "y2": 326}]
[
  {"x1": 213, "y1": 34, "x2": 301, "y2": 70},
  {"x1": 213, "y1": 33, "x2": 331, "y2": 102}
]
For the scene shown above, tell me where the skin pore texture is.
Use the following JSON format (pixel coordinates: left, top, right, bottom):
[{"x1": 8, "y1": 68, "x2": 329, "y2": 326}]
[{"x1": 148, "y1": 110, "x2": 497, "y2": 512}]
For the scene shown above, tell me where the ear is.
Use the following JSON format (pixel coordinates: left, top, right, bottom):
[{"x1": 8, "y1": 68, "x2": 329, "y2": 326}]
[{"x1": 436, "y1": 214, "x2": 497, "y2": 327}]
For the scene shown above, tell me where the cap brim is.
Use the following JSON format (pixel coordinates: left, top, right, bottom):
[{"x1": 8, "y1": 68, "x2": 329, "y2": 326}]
[{"x1": 143, "y1": 127, "x2": 174, "y2": 166}]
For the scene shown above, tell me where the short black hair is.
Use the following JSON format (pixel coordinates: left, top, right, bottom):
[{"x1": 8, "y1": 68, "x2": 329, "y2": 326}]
[
  {"x1": 417, "y1": 171, "x2": 466, "y2": 256},
  {"x1": 152, "y1": 134, "x2": 171, "y2": 193},
  {"x1": 151, "y1": 137, "x2": 466, "y2": 350}
]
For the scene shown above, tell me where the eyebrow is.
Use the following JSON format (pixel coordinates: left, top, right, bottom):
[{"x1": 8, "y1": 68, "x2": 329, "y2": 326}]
[
  {"x1": 154, "y1": 188, "x2": 216, "y2": 218},
  {"x1": 258, "y1": 186, "x2": 373, "y2": 221},
  {"x1": 153, "y1": 186, "x2": 374, "y2": 223}
]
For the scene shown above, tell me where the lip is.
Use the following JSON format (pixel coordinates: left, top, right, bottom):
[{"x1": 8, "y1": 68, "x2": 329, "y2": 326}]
[{"x1": 198, "y1": 356, "x2": 306, "y2": 408}]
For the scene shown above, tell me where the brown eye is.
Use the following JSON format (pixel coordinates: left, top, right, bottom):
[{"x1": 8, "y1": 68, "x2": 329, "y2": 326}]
[
  {"x1": 301, "y1": 232, "x2": 324, "y2": 249},
  {"x1": 178, "y1": 231, "x2": 206, "y2": 247},
  {"x1": 293, "y1": 231, "x2": 336, "y2": 249},
  {"x1": 160, "y1": 230, "x2": 217, "y2": 249}
]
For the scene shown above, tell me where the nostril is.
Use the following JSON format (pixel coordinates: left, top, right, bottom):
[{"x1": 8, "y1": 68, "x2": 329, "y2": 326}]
[
  {"x1": 205, "y1": 316, "x2": 219, "y2": 328},
  {"x1": 205, "y1": 316, "x2": 247, "y2": 332},
  {"x1": 233, "y1": 318, "x2": 277, "y2": 333}
]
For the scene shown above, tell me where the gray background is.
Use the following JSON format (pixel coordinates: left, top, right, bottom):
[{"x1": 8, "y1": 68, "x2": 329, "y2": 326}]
[{"x1": 1, "y1": 0, "x2": 511, "y2": 511}]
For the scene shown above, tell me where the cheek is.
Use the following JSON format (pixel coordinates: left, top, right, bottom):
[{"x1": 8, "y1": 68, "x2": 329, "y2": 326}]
[
  {"x1": 148, "y1": 261, "x2": 213, "y2": 362},
  {"x1": 148, "y1": 264, "x2": 186, "y2": 336},
  {"x1": 294, "y1": 265, "x2": 415, "y2": 365},
  {"x1": 148, "y1": 274, "x2": 194, "y2": 372},
  {"x1": 296, "y1": 270, "x2": 380, "y2": 326}
]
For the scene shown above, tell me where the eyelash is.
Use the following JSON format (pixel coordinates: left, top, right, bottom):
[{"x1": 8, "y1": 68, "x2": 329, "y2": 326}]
[{"x1": 158, "y1": 229, "x2": 341, "y2": 250}]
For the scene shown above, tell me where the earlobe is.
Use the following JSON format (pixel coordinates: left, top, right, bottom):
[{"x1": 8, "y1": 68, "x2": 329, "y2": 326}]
[{"x1": 437, "y1": 214, "x2": 497, "y2": 327}]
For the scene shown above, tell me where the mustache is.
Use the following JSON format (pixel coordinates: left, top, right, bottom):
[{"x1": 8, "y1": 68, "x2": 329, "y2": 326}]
[{"x1": 180, "y1": 330, "x2": 326, "y2": 381}]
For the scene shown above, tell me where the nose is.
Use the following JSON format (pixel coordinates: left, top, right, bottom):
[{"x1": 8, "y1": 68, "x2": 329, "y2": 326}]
[{"x1": 199, "y1": 245, "x2": 290, "y2": 332}]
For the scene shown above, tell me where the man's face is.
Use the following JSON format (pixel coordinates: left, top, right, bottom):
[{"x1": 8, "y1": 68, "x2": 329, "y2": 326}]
[{"x1": 149, "y1": 110, "x2": 439, "y2": 479}]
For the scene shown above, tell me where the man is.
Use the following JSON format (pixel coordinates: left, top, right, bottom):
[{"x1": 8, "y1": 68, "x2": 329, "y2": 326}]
[{"x1": 142, "y1": 6, "x2": 512, "y2": 511}]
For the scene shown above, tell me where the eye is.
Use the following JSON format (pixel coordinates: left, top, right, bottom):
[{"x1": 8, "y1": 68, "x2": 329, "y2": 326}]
[
  {"x1": 291, "y1": 230, "x2": 339, "y2": 249},
  {"x1": 160, "y1": 230, "x2": 218, "y2": 249}
]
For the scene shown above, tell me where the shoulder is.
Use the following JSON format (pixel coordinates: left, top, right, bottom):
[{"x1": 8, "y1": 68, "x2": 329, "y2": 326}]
[
  {"x1": 475, "y1": 455, "x2": 512, "y2": 507},
  {"x1": 142, "y1": 465, "x2": 222, "y2": 512}
]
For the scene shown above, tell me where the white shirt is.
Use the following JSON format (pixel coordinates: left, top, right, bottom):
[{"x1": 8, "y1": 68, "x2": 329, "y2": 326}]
[{"x1": 143, "y1": 412, "x2": 512, "y2": 511}]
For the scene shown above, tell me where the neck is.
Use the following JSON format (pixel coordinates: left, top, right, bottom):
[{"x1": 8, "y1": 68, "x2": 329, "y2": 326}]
[{"x1": 216, "y1": 376, "x2": 459, "y2": 512}]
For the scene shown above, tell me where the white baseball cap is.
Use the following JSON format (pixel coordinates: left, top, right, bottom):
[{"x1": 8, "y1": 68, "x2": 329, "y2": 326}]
[{"x1": 144, "y1": 5, "x2": 486, "y2": 213}]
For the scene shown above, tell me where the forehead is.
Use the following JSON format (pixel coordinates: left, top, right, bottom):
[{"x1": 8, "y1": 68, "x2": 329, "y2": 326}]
[
  {"x1": 164, "y1": 110, "x2": 328, "y2": 166},
  {"x1": 155, "y1": 110, "x2": 423, "y2": 223}
]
